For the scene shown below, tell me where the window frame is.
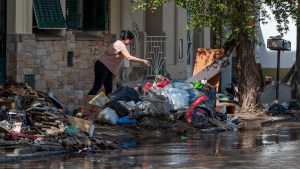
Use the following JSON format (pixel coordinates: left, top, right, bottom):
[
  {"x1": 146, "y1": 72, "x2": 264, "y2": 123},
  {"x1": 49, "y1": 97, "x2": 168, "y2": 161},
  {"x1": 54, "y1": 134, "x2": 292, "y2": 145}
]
[{"x1": 66, "y1": 0, "x2": 110, "y2": 31}]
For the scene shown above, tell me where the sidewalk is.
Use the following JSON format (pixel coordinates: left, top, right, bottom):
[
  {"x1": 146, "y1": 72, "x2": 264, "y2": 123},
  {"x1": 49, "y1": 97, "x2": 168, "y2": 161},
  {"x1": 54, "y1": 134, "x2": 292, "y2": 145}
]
[
  {"x1": 0, "y1": 150, "x2": 68, "y2": 163},
  {"x1": 237, "y1": 110, "x2": 300, "y2": 130}
]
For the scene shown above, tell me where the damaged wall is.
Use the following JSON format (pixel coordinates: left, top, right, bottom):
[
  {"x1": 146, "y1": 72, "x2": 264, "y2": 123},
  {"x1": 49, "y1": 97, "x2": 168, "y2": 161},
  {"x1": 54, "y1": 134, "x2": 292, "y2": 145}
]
[{"x1": 6, "y1": 33, "x2": 119, "y2": 111}]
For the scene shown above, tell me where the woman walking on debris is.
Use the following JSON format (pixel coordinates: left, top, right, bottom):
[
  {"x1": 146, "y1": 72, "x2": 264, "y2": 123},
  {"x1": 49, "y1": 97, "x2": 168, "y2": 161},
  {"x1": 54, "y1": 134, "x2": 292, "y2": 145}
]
[{"x1": 88, "y1": 30, "x2": 151, "y2": 96}]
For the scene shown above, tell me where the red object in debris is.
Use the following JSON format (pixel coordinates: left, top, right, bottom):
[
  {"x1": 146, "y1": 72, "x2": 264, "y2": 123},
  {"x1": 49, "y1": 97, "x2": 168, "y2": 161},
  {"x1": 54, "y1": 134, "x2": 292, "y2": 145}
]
[
  {"x1": 186, "y1": 93, "x2": 209, "y2": 123},
  {"x1": 144, "y1": 82, "x2": 152, "y2": 92},
  {"x1": 155, "y1": 77, "x2": 170, "y2": 88},
  {"x1": 5, "y1": 132, "x2": 38, "y2": 140}
]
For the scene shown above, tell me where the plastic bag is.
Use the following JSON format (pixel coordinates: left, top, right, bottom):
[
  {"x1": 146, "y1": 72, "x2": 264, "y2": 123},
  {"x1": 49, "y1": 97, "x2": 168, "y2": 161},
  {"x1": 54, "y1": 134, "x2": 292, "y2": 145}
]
[
  {"x1": 96, "y1": 107, "x2": 119, "y2": 125},
  {"x1": 166, "y1": 88, "x2": 190, "y2": 110},
  {"x1": 136, "y1": 100, "x2": 151, "y2": 110},
  {"x1": 191, "y1": 107, "x2": 209, "y2": 128},
  {"x1": 186, "y1": 88, "x2": 201, "y2": 102},
  {"x1": 103, "y1": 100, "x2": 130, "y2": 117},
  {"x1": 108, "y1": 86, "x2": 139, "y2": 103},
  {"x1": 117, "y1": 116, "x2": 137, "y2": 124},
  {"x1": 143, "y1": 82, "x2": 152, "y2": 92},
  {"x1": 132, "y1": 108, "x2": 146, "y2": 119},
  {"x1": 148, "y1": 95, "x2": 172, "y2": 115},
  {"x1": 173, "y1": 82, "x2": 194, "y2": 90},
  {"x1": 155, "y1": 77, "x2": 170, "y2": 88},
  {"x1": 64, "y1": 125, "x2": 80, "y2": 134}
]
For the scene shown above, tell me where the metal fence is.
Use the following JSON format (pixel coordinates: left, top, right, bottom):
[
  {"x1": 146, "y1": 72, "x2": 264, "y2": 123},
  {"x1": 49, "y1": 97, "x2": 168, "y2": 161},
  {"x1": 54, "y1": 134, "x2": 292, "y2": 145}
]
[{"x1": 146, "y1": 36, "x2": 167, "y2": 78}]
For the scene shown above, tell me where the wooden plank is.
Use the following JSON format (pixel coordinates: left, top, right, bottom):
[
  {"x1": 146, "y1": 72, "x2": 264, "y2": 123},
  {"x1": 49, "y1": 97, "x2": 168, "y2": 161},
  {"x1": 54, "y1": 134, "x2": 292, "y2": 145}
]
[
  {"x1": 43, "y1": 121, "x2": 59, "y2": 126},
  {"x1": 13, "y1": 146, "x2": 38, "y2": 155},
  {"x1": 208, "y1": 117, "x2": 232, "y2": 130},
  {"x1": 216, "y1": 102, "x2": 236, "y2": 107},
  {"x1": 208, "y1": 73, "x2": 221, "y2": 92},
  {"x1": 37, "y1": 145, "x2": 65, "y2": 151},
  {"x1": 44, "y1": 111, "x2": 61, "y2": 119},
  {"x1": 281, "y1": 62, "x2": 295, "y2": 83},
  {"x1": 0, "y1": 125, "x2": 10, "y2": 133},
  {"x1": 216, "y1": 102, "x2": 237, "y2": 114},
  {"x1": 34, "y1": 122, "x2": 51, "y2": 128},
  {"x1": 193, "y1": 48, "x2": 225, "y2": 75},
  {"x1": 0, "y1": 101, "x2": 16, "y2": 108},
  {"x1": 186, "y1": 57, "x2": 230, "y2": 82}
]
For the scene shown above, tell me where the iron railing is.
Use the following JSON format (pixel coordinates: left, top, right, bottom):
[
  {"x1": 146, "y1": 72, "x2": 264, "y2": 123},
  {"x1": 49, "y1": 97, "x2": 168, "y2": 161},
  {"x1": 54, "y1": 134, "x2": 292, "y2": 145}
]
[{"x1": 145, "y1": 35, "x2": 166, "y2": 78}]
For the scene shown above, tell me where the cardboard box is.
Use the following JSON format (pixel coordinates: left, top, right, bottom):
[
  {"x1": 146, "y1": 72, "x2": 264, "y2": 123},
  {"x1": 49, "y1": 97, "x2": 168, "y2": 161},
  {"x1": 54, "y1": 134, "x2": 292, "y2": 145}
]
[
  {"x1": 87, "y1": 104, "x2": 102, "y2": 117},
  {"x1": 66, "y1": 115, "x2": 95, "y2": 137},
  {"x1": 216, "y1": 102, "x2": 236, "y2": 114}
]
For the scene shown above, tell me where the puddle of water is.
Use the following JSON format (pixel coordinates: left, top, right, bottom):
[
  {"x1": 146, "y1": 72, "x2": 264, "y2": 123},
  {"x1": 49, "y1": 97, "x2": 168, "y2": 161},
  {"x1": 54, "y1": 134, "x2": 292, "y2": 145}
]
[
  {"x1": 2, "y1": 122, "x2": 300, "y2": 169},
  {"x1": 120, "y1": 140, "x2": 138, "y2": 149}
]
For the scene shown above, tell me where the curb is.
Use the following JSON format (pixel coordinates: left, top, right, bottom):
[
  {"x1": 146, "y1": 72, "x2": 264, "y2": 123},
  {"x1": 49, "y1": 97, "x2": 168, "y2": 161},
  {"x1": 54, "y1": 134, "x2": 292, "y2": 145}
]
[
  {"x1": 0, "y1": 150, "x2": 69, "y2": 163},
  {"x1": 261, "y1": 113, "x2": 300, "y2": 126}
]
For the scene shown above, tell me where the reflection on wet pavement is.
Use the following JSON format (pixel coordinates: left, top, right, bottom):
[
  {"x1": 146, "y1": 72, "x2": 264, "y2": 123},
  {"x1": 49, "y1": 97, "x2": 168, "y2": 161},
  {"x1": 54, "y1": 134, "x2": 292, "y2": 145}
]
[{"x1": 2, "y1": 122, "x2": 300, "y2": 169}]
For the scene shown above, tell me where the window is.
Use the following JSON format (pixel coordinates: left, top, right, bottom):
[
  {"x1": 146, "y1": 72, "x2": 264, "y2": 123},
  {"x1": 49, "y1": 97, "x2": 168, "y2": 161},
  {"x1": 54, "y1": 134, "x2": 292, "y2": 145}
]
[
  {"x1": 33, "y1": 0, "x2": 66, "y2": 29},
  {"x1": 66, "y1": 0, "x2": 110, "y2": 30}
]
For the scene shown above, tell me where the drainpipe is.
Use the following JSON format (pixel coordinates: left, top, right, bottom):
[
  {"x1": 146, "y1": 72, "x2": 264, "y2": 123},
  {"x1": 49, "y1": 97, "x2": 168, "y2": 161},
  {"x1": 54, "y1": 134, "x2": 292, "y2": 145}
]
[{"x1": 186, "y1": 1, "x2": 193, "y2": 78}]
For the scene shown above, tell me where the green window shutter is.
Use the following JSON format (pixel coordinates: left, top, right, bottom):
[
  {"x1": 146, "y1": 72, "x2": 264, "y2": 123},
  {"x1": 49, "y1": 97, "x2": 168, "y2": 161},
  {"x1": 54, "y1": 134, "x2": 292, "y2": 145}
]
[
  {"x1": 83, "y1": 0, "x2": 109, "y2": 30},
  {"x1": 105, "y1": 0, "x2": 110, "y2": 30},
  {"x1": 33, "y1": 0, "x2": 66, "y2": 29},
  {"x1": 66, "y1": 0, "x2": 78, "y2": 29}
]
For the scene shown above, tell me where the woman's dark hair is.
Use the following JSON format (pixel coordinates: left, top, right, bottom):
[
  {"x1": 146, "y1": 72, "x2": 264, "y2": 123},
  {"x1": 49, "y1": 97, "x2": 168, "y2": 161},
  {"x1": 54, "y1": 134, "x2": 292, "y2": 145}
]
[{"x1": 120, "y1": 30, "x2": 135, "y2": 40}]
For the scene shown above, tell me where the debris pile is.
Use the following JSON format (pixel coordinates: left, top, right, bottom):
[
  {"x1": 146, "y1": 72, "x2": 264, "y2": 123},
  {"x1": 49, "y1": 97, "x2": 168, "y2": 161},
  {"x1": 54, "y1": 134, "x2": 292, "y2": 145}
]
[
  {"x1": 0, "y1": 81, "x2": 117, "y2": 157},
  {"x1": 0, "y1": 75, "x2": 244, "y2": 158},
  {"x1": 87, "y1": 75, "x2": 242, "y2": 132}
]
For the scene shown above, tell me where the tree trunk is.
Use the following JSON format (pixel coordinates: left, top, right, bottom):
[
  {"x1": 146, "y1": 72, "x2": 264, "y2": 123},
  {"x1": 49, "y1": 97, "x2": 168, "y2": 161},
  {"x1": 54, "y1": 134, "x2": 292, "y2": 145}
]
[
  {"x1": 292, "y1": 8, "x2": 300, "y2": 99},
  {"x1": 236, "y1": 33, "x2": 262, "y2": 111}
]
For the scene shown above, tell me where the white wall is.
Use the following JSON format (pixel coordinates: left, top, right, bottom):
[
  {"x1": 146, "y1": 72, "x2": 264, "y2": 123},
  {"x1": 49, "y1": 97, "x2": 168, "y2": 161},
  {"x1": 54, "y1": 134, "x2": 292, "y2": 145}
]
[
  {"x1": 163, "y1": 2, "x2": 176, "y2": 65},
  {"x1": 110, "y1": 0, "x2": 122, "y2": 36},
  {"x1": 122, "y1": 0, "x2": 145, "y2": 63},
  {"x1": 260, "y1": 6, "x2": 296, "y2": 68},
  {"x1": 165, "y1": 3, "x2": 189, "y2": 80},
  {"x1": 7, "y1": 0, "x2": 33, "y2": 34}
]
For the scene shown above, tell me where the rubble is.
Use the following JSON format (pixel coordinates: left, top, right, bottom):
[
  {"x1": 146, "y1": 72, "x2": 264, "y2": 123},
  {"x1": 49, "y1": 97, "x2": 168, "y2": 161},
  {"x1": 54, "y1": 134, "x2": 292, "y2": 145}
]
[
  {"x1": 4, "y1": 74, "x2": 298, "y2": 162},
  {"x1": 0, "y1": 80, "x2": 120, "y2": 159}
]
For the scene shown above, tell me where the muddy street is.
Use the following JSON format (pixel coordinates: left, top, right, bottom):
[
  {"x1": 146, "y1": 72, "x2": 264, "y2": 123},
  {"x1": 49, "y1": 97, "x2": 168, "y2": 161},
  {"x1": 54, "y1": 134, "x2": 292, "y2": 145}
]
[{"x1": 1, "y1": 122, "x2": 300, "y2": 169}]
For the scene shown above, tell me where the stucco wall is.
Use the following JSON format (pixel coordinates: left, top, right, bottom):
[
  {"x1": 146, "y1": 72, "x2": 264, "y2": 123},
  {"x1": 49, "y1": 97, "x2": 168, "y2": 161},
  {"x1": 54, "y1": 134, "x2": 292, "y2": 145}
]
[{"x1": 162, "y1": 3, "x2": 189, "y2": 80}]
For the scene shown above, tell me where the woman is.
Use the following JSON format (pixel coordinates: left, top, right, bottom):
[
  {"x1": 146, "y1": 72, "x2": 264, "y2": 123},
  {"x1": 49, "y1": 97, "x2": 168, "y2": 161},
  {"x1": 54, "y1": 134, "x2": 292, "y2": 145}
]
[{"x1": 88, "y1": 30, "x2": 151, "y2": 95}]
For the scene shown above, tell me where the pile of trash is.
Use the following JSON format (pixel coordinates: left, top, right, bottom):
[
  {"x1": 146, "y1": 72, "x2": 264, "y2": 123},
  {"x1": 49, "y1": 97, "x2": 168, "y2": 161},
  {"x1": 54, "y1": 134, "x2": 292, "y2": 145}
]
[
  {"x1": 0, "y1": 81, "x2": 120, "y2": 157},
  {"x1": 259, "y1": 82, "x2": 300, "y2": 116},
  {"x1": 0, "y1": 75, "x2": 243, "y2": 158},
  {"x1": 86, "y1": 75, "x2": 241, "y2": 131}
]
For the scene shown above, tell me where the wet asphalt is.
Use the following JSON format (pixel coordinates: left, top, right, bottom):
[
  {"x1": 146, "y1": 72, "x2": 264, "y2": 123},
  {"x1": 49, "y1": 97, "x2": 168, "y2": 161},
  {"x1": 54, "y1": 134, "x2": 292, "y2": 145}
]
[{"x1": 1, "y1": 122, "x2": 300, "y2": 169}]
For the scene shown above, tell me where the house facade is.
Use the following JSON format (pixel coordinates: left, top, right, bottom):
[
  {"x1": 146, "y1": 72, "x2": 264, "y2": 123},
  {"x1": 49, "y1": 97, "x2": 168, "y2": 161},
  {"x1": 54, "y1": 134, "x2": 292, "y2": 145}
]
[
  {"x1": 0, "y1": 0, "x2": 6, "y2": 83},
  {"x1": 3, "y1": 0, "x2": 213, "y2": 110}
]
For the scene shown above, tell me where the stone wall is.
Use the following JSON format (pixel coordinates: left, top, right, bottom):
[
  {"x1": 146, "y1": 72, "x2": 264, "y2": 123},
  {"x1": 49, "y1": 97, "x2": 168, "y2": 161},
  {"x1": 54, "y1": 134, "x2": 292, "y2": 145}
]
[{"x1": 6, "y1": 33, "x2": 116, "y2": 111}]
